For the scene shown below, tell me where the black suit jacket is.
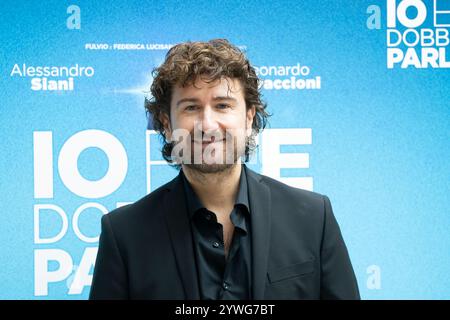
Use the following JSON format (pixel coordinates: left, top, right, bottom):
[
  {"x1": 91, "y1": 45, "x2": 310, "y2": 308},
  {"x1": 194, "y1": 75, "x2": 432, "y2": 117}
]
[{"x1": 89, "y1": 165, "x2": 360, "y2": 300}]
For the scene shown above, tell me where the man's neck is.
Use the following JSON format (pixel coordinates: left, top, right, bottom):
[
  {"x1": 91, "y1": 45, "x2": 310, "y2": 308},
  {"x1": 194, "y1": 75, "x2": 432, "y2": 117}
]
[{"x1": 182, "y1": 163, "x2": 242, "y2": 215}]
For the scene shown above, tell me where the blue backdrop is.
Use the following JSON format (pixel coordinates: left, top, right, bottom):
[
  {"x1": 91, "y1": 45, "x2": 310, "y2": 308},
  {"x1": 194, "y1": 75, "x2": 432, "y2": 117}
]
[{"x1": 1, "y1": 0, "x2": 449, "y2": 299}]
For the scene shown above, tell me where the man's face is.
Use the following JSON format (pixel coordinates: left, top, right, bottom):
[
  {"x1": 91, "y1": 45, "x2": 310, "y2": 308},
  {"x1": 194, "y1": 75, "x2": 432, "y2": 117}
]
[{"x1": 162, "y1": 76, "x2": 255, "y2": 173}]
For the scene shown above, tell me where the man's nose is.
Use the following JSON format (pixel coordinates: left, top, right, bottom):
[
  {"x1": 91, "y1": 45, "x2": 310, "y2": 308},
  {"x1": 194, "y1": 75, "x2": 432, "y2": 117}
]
[{"x1": 199, "y1": 106, "x2": 220, "y2": 132}]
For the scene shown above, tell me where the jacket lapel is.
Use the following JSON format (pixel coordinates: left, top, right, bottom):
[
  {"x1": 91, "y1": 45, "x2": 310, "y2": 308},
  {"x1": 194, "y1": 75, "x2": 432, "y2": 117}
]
[
  {"x1": 162, "y1": 174, "x2": 200, "y2": 299},
  {"x1": 245, "y1": 166, "x2": 272, "y2": 300}
]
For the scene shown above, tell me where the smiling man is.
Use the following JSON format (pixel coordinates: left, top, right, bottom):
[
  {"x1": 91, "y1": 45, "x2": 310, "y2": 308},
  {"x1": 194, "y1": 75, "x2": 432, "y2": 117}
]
[{"x1": 89, "y1": 39, "x2": 360, "y2": 300}]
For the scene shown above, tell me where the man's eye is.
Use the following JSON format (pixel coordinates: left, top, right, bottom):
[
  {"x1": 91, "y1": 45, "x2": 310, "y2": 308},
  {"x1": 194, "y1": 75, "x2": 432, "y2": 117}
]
[
  {"x1": 216, "y1": 104, "x2": 230, "y2": 109},
  {"x1": 185, "y1": 105, "x2": 198, "y2": 111}
]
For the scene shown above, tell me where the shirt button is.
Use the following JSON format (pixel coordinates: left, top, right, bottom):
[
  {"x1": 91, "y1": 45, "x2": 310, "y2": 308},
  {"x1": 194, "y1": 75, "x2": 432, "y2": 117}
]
[
  {"x1": 223, "y1": 282, "x2": 230, "y2": 290},
  {"x1": 212, "y1": 241, "x2": 220, "y2": 248}
]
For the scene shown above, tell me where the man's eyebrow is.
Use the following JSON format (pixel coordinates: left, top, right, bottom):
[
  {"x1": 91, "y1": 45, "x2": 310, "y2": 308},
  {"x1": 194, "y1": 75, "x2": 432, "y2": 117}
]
[
  {"x1": 176, "y1": 98, "x2": 200, "y2": 107},
  {"x1": 211, "y1": 96, "x2": 237, "y2": 102},
  {"x1": 176, "y1": 96, "x2": 237, "y2": 107}
]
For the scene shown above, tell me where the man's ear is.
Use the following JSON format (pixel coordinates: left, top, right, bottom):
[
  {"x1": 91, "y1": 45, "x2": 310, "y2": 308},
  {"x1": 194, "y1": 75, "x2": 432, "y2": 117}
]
[
  {"x1": 159, "y1": 113, "x2": 172, "y2": 141},
  {"x1": 246, "y1": 105, "x2": 256, "y2": 136}
]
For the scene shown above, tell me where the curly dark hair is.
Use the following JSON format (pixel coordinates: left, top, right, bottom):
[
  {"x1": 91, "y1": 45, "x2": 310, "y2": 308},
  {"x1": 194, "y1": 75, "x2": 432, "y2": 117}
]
[{"x1": 144, "y1": 38, "x2": 270, "y2": 166}]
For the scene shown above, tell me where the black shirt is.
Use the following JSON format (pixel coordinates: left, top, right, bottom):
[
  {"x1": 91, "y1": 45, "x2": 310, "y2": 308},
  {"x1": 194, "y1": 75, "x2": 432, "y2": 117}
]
[{"x1": 181, "y1": 165, "x2": 252, "y2": 300}]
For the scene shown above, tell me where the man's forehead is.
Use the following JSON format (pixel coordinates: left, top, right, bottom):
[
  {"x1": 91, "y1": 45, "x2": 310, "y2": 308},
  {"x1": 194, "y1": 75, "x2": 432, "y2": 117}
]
[{"x1": 174, "y1": 76, "x2": 243, "y2": 96}]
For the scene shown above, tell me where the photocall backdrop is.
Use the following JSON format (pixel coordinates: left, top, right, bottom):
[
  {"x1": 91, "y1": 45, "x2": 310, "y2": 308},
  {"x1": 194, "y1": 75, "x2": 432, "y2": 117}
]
[{"x1": 1, "y1": 0, "x2": 449, "y2": 299}]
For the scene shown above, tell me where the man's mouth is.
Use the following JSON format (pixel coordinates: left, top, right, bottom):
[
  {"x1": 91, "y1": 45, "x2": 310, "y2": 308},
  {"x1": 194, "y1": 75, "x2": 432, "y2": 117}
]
[
  {"x1": 192, "y1": 140, "x2": 225, "y2": 146},
  {"x1": 192, "y1": 137, "x2": 226, "y2": 145}
]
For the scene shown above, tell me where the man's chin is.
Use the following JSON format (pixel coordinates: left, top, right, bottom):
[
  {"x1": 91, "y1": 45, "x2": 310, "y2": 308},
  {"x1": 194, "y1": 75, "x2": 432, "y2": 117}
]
[{"x1": 183, "y1": 163, "x2": 235, "y2": 174}]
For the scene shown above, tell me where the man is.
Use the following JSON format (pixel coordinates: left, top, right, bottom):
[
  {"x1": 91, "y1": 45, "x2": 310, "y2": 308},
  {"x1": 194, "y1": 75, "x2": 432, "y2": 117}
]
[{"x1": 89, "y1": 39, "x2": 360, "y2": 300}]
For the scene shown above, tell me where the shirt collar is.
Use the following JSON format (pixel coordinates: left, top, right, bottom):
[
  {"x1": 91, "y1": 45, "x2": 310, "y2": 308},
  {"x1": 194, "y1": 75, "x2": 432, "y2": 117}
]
[{"x1": 181, "y1": 164, "x2": 250, "y2": 220}]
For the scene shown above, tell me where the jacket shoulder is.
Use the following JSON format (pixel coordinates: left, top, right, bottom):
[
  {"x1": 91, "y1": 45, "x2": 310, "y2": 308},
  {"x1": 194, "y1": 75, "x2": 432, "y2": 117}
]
[
  {"x1": 251, "y1": 170, "x2": 329, "y2": 225},
  {"x1": 254, "y1": 170, "x2": 326, "y2": 204},
  {"x1": 105, "y1": 175, "x2": 178, "y2": 225}
]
